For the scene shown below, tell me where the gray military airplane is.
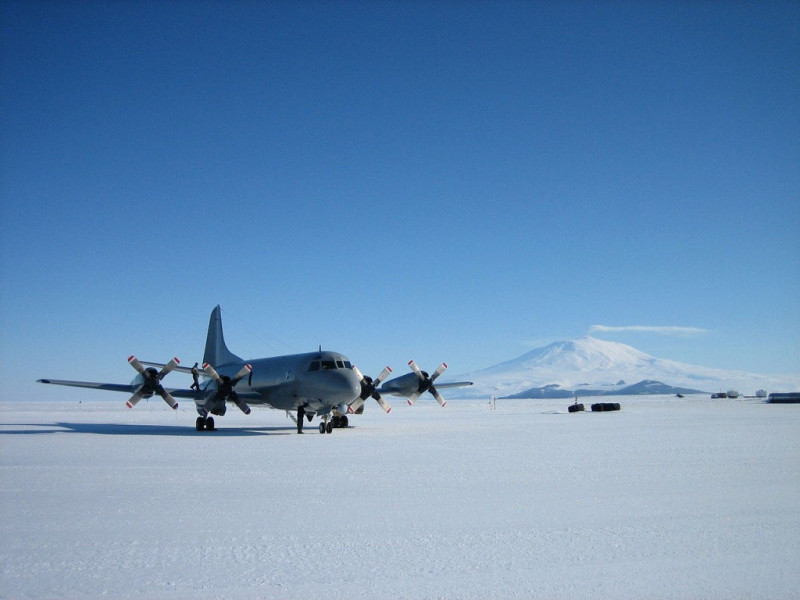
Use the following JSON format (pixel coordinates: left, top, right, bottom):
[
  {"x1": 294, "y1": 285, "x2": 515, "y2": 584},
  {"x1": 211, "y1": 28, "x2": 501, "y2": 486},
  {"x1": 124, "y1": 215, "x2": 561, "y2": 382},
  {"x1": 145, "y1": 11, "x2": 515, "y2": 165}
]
[{"x1": 38, "y1": 306, "x2": 472, "y2": 433}]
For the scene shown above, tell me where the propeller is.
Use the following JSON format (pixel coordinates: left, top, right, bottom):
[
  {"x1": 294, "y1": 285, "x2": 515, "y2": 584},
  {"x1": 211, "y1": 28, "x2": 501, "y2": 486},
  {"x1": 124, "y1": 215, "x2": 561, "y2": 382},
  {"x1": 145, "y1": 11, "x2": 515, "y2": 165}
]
[
  {"x1": 126, "y1": 355, "x2": 180, "y2": 409},
  {"x1": 349, "y1": 366, "x2": 393, "y2": 414},
  {"x1": 202, "y1": 363, "x2": 253, "y2": 414},
  {"x1": 407, "y1": 360, "x2": 448, "y2": 407}
]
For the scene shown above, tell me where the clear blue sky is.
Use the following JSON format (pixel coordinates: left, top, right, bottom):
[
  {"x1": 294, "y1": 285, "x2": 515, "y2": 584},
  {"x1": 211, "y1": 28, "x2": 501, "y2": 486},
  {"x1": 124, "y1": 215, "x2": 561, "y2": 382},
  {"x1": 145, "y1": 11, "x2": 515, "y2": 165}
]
[{"x1": 2, "y1": 1, "x2": 798, "y2": 400}]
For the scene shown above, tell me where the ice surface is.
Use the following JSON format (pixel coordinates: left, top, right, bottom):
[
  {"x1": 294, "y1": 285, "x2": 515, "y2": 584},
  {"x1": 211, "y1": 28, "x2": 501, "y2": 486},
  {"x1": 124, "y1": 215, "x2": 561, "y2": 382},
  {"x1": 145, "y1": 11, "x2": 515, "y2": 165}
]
[{"x1": 2, "y1": 396, "x2": 799, "y2": 599}]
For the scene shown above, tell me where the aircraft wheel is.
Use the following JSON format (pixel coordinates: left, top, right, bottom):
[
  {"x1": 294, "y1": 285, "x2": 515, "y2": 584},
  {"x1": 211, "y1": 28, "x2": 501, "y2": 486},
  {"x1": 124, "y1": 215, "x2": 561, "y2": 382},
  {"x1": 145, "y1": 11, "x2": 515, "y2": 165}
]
[
  {"x1": 326, "y1": 421, "x2": 333, "y2": 434},
  {"x1": 319, "y1": 422, "x2": 326, "y2": 434},
  {"x1": 196, "y1": 417, "x2": 205, "y2": 431},
  {"x1": 206, "y1": 417, "x2": 216, "y2": 431},
  {"x1": 340, "y1": 415, "x2": 349, "y2": 428}
]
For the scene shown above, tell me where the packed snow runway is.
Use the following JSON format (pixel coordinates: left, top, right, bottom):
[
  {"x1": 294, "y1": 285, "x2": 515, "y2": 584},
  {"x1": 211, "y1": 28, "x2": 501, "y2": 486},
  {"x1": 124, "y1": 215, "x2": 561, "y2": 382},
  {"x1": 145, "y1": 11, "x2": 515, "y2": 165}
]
[{"x1": 1, "y1": 396, "x2": 798, "y2": 599}]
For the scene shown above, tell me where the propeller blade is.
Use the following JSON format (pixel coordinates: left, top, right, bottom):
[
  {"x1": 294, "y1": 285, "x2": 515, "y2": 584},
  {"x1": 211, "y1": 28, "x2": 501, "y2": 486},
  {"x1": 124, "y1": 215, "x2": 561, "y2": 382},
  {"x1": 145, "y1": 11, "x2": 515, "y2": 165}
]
[
  {"x1": 157, "y1": 386, "x2": 179, "y2": 409},
  {"x1": 407, "y1": 390, "x2": 422, "y2": 406},
  {"x1": 231, "y1": 364, "x2": 252, "y2": 384},
  {"x1": 202, "y1": 363, "x2": 222, "y2": 383},
  {"x1": 375, "y1": 395, "x2": 392, "y2": 413},
  {"x1": 347, "y1": 398, "x2": 364, "y2": 414},
  {"x1": 126, "y1": 387, "x2": 145, "y2": 408},
  {"x1": 408, "y1": 360, "x2": 424, "y2": 381},
  {"x1": 157, "y1": 357, "x2": 181, "y2": 380},
  {"x1": 229, "y1": 391, "x2": 251, "y2": 414},
  {"x1": 429, "y1": 385, "x2": 447, "y2": 407},
  {"x1": 352, "y1": 365, "x2": 365, "y2": 382},
  {"x1": 367, "y1": 366, "x2": 392, "y2": 412},
  {"x1": 430, "y1": 362, "x2": 448, "y2": 382},
  {"x1": 128, "y1": 355, "x2": 146, "y2": 375},
  {"x1": 374, "y1": 366, "x2": 393, "y2": 385}
]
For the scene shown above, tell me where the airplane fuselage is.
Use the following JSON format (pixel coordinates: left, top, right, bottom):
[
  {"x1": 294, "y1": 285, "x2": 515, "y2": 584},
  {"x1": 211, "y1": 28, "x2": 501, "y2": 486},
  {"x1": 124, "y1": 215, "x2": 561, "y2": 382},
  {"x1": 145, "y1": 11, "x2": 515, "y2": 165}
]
[{"x1": 205, "y1": 350, "x2": 361, "y2": 416}]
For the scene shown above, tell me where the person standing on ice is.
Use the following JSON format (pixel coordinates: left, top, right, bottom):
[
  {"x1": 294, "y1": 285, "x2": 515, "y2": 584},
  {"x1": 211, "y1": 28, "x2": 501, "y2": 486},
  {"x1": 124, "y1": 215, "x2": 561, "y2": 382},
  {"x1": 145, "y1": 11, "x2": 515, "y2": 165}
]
[{"x1": 190, "y1": 363, "x2": 201, "y2": 391}]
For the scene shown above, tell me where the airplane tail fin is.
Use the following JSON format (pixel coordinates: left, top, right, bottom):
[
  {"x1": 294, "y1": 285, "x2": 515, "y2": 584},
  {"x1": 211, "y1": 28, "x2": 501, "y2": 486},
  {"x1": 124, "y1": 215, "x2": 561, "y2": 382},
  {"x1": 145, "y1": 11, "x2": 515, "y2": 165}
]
[{"x1": 203, "y1": 306, "x2": 243, "y2": 367}]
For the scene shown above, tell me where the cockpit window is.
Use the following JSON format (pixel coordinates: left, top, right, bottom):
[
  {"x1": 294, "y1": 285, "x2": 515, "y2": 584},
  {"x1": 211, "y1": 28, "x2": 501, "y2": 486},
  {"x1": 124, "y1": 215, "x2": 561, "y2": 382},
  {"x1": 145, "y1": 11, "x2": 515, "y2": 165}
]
[{"x1": 310, "y1": 358, "x2": 351, "y2": 371}]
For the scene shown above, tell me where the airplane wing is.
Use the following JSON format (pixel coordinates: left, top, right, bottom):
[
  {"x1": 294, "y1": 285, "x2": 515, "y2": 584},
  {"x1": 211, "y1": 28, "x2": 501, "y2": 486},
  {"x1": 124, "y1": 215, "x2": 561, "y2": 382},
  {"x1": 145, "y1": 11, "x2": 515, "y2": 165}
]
[
  {"x1": 139, "y1": 361, "x2": 198, "y2": 375},
  {"x1": 37, "y1": 379, "x2": 202, "y2": 399},
  {"x1": 378, "y1": 381, "x2": 473, "y2": 395},
  {"x1": 429, "y1": 381, "x2": 473, "y2": 389},
  {"x1": 38, "y1": 379, "x2": 138, "y2": 393}
]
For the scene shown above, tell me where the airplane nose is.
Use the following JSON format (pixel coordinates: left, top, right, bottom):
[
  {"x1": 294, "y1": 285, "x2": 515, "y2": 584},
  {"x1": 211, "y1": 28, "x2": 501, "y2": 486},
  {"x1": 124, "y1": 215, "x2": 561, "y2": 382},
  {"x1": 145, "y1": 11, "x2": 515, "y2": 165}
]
[{"x1": 323, "y1": 369, "x2": 361, "y2": 400}]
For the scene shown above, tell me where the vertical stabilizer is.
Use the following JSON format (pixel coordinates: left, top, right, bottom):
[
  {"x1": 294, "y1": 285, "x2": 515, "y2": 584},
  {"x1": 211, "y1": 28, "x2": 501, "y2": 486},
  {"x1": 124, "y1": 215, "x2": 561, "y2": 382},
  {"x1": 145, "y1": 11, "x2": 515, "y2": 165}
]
[{"x1": 203, "y1": 306, "x2": 243, "y2": 367}]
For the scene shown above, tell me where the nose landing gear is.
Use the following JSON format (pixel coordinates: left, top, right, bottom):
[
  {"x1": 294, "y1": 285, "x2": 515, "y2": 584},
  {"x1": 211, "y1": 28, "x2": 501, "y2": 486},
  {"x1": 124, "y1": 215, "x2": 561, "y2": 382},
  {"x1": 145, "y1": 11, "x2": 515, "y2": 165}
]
[{"x1": 319, "y1": 414, "x2": 333, "y2": 434}]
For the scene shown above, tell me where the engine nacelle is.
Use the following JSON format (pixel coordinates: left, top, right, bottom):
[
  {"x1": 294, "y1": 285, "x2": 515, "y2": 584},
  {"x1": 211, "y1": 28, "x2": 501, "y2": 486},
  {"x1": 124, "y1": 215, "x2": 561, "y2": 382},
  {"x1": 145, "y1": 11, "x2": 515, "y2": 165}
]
[{"x1": 129, "y1": 369, "x2": 160, "y2": 398}]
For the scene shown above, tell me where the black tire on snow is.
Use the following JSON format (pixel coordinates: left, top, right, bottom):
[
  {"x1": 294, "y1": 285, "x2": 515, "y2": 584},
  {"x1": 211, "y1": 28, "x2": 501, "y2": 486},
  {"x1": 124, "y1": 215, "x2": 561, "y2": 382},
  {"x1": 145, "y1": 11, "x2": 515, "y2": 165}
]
[
  {"x1": 196, "y1": 417, "x2": 205, "y2": 431},
  {"x1": 568, "y1": 403, "x2": 585, "y2": 413},
  {"x1": 591, "y1": 403, "x2": 621, "y2": 412}
]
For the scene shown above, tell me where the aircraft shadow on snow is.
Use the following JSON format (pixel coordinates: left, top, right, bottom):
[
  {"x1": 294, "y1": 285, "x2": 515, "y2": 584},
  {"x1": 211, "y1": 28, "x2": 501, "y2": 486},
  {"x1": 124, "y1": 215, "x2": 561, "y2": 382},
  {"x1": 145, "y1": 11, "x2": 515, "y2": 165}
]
[{"x1": 0, "y1": 422, "x2": 299, "y2": 437}]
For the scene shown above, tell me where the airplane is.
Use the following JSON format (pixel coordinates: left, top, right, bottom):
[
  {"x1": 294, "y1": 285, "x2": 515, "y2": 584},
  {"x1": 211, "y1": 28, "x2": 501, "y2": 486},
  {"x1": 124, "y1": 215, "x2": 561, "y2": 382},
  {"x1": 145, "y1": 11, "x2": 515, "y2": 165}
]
[{"x1": 38, "y1": 306, "x2": 472, "y2": 433}]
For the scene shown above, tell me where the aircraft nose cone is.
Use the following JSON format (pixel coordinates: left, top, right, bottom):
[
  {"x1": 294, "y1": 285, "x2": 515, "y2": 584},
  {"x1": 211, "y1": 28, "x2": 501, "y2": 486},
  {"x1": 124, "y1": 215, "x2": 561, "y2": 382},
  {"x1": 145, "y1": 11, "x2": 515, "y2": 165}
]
[{"x1": 324, "y1": 369, "x2": 361, "y2": 400}]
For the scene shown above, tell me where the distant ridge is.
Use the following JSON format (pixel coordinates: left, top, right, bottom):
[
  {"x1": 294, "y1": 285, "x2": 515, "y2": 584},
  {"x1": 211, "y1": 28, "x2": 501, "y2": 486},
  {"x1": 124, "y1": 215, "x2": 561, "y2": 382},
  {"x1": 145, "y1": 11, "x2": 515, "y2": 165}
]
[
  {"x1": 451, "y1": 337, "x2": 800, "y2": 399},
  {"x1": 504, "y1": 379, "x2": 705, "y2": 399}
]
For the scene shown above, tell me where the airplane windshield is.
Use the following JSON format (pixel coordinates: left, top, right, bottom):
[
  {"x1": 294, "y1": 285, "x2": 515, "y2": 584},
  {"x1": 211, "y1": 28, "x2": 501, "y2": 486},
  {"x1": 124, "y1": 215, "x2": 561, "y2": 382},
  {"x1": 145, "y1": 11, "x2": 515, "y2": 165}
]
[{"x1": 308, "y1": 358, "x2": 352, "y2": 372}]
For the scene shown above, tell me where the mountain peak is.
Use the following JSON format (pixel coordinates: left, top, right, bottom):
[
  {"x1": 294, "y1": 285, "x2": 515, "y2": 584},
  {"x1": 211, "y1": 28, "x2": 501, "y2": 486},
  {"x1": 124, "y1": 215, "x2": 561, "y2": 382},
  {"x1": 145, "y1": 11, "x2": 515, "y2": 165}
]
[
  {"x1": 456, "y1": 337, "x2": 799, "y2": 399},
  {"x1": 489, "y1": 336, "x2": 653, "y2": 372}
]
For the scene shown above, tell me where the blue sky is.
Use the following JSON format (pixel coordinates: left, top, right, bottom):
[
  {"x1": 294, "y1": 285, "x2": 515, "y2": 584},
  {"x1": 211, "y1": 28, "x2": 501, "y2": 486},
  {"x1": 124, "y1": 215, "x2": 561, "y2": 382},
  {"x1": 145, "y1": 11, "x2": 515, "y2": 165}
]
[{"x1": 2, "y1": 1, "x2": 798, "y2": 400}]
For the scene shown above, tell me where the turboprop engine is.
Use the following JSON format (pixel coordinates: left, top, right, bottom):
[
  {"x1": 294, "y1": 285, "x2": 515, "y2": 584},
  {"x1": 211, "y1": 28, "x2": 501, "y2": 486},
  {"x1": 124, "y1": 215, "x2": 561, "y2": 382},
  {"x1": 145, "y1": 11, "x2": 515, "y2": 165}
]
[
  {"x1": 406, "y1": 360, "x2": 448, "y2": 406},
  {"x1": 348, "y1": 365, "x2": 393, "y2": 414},
  {"x1": 126, "y1": 355, "x2": 180, "y2": 409},
  {"x1": 202, "y1": 363, "x2": 253, "y2": 414}
]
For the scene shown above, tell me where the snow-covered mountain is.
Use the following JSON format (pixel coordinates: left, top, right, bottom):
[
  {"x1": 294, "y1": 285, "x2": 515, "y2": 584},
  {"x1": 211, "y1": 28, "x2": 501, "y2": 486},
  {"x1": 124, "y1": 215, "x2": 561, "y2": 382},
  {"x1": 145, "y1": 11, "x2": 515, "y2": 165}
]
[{"x1": 452, "y1": 337, "x2": 800, "y2": 398}]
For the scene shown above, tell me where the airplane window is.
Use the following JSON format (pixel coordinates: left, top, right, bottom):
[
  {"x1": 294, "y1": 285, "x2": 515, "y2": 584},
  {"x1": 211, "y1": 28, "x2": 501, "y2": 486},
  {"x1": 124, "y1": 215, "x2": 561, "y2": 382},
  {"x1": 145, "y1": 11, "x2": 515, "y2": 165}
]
[
  {"x1": 336, "y1": 360, "x2": 344, "y2": 368},
  {"x1": 308, "y1": 361, "x2": 320, "y2": 372},
  {"x1": 344, "y1": 361, "x2": 352, "y2": 369},
  {"x1": 321, "y1": 360, "x2": 336, "y2": 370}
]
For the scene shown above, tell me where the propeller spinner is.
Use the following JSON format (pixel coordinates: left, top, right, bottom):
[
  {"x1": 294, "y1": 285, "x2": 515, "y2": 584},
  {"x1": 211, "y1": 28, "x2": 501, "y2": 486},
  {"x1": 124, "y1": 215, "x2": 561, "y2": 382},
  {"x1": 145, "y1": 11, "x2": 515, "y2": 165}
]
[{"x1": 126, "y1": 355, "x2": 180, "y2": 409}]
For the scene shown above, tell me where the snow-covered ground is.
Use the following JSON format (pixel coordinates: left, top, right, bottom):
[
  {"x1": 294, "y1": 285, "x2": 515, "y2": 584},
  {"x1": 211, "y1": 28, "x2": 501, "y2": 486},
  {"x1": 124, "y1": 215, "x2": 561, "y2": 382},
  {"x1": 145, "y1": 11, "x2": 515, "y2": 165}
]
[{"x1": 2, "y1": 395, "x2": 798, "y2": 599}]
